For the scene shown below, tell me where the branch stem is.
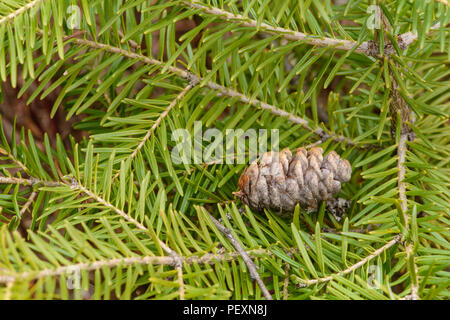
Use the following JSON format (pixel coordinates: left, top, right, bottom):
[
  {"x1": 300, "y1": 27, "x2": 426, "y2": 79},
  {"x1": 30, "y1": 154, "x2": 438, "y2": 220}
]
[
  {"x1": 206, "y1": 211, "x2": 273, "y2": 300},
  {"x1": 183, "y1": 1, "x2": 441, "y2": 57},
  {"x1": 0, "y1": 248, "x2": 275, "y2": 284},
  {"x1": 70, "y1": 37, "x2": 358, "y2": 148},
  {"x1": 0, "y1": 175, "x2": 186, "y2": 299},
  {"x1": 297, "y1": 234, "x2": 402, "y2": 287},
  {"x1": 0, "y1": 0, "x2": 43, "y2": 26}
]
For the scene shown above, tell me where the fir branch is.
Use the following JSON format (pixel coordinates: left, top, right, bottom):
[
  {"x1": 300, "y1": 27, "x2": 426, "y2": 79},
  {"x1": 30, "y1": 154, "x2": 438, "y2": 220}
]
[
  {"x1": 183, "y1": 1, "x2": 361, "y2": 52},
  {"x1": 66, "y1": 180, "x2": 187, "y2": 300},
  {"x1": 0, "y1": 248, "x2": 275, "y2": 285},
  {"x1": 0, "y1": 0, "x2": 43, "y2": 26},
  {"x1": 0, "y1": 148, "x2": 31, "y2": 175},
  {"x1": 380, "y1": 6, "x2": 420, "y2": 298},
  {"x1": 0, "y1": 0, "x2": 447, "y2": 300},
  {"x1": 296, "y1": 234, "x2": 402, "y2": 288},
  {"x1": 206, "y1": 210, "x2": 273, "y2": 300},
  {"x1": 120, "y1": 83, "x2": 196, "y2": 178},
  {"x1": 183, "y1": 1, "x2": 442, "y2": 57},
  {"x1": 69, "y1": 37, "x2": 359, "y2": 148},
  {"x1": 0, "y1": 175, "x2": 187, "y2": 299}
]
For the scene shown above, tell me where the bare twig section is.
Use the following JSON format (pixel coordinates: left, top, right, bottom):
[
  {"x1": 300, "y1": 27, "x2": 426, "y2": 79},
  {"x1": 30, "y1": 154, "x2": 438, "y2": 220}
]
[
  {"x1": 397, "y1": 134, "x2": 419, "y2": 300},
  {"x1": 296, "y1": 234, "x2": 402, "y2": 287},
  {"x1": 70, "y1": 38, "x2": 358, "y2": 148},
  {"x1": 0, "y1": 248, "x2": 272, "y2": 285},
  {"x1": 398, "y1": 23, "x2": 441, "y2": 49},
  {"x1": 117, "y1": 30, "x2": 140, "y2": 50},
  {"x1": 19, "y1": 191, "x2": 37, "y2": 217},
  {"x1": 206, "y1": 211, "x2": 273, "y2": 300},
  {"x1": 0, "y1": 176, "x2": 61, "y2": 187},
  {"x1": 0, "y1": 0, "x2": 43, "y2": 26},
  {"x1": 0, "y1": 177, "x2": 33, "y2": 185}
]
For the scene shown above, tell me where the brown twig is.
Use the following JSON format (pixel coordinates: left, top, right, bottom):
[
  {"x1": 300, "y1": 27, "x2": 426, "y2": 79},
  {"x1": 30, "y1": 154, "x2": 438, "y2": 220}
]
[
  {"x1": 0, "y1": 176, "x2": 61, "y2": 187},
  {"x1": 206, "y1": 211, "x2": 273, "y2": 300},
  {"x1": 117, "y1": 30, "x2": 140, "y2": 50},
  {"x1": 377, "y1": 8, "x2": 420, "y2": 298}
]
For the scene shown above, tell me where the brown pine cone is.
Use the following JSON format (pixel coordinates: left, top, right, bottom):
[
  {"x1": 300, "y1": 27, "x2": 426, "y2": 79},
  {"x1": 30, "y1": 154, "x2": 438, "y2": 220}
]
[{"x1": 233, "y1": 147, "x2": 352, "y2": 213}]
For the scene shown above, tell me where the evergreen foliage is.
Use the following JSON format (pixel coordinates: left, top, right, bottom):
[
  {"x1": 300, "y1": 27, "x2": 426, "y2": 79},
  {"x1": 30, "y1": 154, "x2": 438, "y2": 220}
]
[{"x1": 0, "y1": 0, "x2": 449, "y2": 300}]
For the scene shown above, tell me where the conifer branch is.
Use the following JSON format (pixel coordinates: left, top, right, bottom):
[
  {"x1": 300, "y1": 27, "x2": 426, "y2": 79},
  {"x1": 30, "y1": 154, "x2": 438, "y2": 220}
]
[
  {"x1": 66, "y1": 181, "x2": 186, "y2": 300},
  {"x1": 70, "y1": 38, "x2": 359, "y2": 148},
  {"x1": 0, "y1": 248, "x2": 275, "y2": 285},
  {"x1": 0, "y1": 0, "x2": 43, "y2": 26},
  {"x1": 183, "y1": 1, "x2": 441, "y2": 57},
  {"x1": 377, "y1": 7, "x2": 420, "y2": 298},
  {"x1": 206, "y1": 210, "x2": 273, "y2": 300},
  {"x1": 0, "y1": 148, "x2": 31, "y2": 175},
  {"x1": 296, "y1": 234, "x2": 402, "y2": 288},
  {"x1": 116, "y1": 83, "x2": 196, "y2": 179},
  {"x1": 0, "y1": 0, "x2": 446, "y2": 300},
  {"x1": 183, "y1": 1, "x2": 362, "y2": 52}
]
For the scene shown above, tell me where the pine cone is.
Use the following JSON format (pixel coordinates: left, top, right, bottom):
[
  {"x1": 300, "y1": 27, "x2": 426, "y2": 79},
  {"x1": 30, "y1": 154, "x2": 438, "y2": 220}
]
[{"x1": 233, "y1": 147, "x2": 352, "y2": 212}]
